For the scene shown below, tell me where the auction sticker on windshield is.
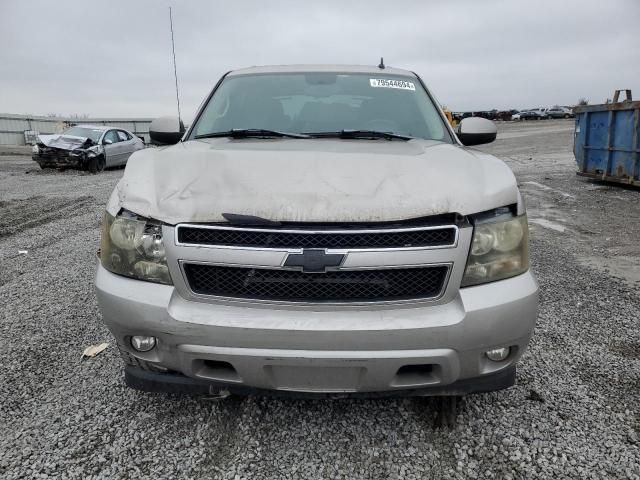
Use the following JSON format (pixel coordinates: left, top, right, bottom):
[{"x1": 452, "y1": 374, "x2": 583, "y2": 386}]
[{"x1": 369, "y1": 78, "x2": 416, "y2": 90}]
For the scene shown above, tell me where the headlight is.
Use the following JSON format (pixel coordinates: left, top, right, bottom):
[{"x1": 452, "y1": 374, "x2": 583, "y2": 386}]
[
  {"x1": 461, "y1": 214, "x2": 529, "y2": 287},
  {"x1": 32, "y1": 145, "x2": 39, "y2": 154},
  {"x1": 87, "y1": 145, "x2": 103, "y2": 157},
  {"x1": 100, "y1": 211, "x2": 172, "y2": 284}
]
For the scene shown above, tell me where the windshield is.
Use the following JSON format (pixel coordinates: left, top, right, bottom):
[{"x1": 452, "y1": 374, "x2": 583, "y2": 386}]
[
  {"x1": 189, "y1": 72, "x2": 452, "y2": 142},
  {"x1": 62, "y1": 126, "x2": 103, "y2": 142}
]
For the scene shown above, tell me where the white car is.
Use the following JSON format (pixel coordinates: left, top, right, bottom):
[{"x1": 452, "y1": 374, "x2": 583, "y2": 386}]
[
  {"x1": 529, "y1": 108, "x2": 549, "y2": 119},
  {"x1": 32, "y1": 125, "x2": 144, "y2": 173}
]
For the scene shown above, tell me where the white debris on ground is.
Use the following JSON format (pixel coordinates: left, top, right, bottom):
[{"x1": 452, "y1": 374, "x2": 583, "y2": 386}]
[{"x1": 81, "y1": 343, "x2": 109, "y2": 359}]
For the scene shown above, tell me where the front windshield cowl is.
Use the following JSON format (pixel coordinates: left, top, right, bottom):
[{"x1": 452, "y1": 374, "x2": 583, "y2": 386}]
[{"x1": 189, "y1": 71, "x2": 452, "y2": 143}]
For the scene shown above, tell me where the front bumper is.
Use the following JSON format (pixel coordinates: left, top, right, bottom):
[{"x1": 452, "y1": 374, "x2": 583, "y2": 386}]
[
  {"x1": 32, "y1": 152, "x2": 85, "y2": 168},
  {"x1": 125, "y1": 364, "x2": 516, "y2": 398},
  {"x1": 96, "y1": 264, "x2": 538, "y2": 395}
]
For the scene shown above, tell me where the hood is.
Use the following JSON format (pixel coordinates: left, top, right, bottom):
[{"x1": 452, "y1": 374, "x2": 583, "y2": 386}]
[
  {"x1": 37, "y1": 134, "x2": 95, "y2": 150},
  {"x1": 107, "y1": 138, "x2": 518, "y2": 224}
]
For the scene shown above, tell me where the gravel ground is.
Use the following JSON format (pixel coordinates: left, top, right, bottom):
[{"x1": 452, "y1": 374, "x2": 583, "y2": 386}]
[{"x1": 1, "y1": 120, "x2": 639, "y2": 479}]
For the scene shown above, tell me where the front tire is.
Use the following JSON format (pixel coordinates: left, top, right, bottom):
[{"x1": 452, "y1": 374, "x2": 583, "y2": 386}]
[{"x1": 87, "y1": 155, "x2": 105, "y2": 174}]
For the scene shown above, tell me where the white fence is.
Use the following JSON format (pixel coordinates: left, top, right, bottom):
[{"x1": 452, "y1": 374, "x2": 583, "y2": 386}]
[{"x1": 0, "y1": 113, "x2": 153, "y2": 145}]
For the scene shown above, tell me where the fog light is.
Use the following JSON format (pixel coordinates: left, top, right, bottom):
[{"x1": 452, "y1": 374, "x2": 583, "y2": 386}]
[
  {"x1": 131, "y1": 335, "x2": 156, "y2": 352},
  {"x1": 485, "y1": 347, "x2": 510, "y2": 362}
]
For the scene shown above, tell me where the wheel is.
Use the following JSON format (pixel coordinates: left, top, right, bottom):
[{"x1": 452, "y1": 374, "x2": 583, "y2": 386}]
[
  {"x1": 86, "y1": 155, "x2": 105, "y2": 174},
  {"x1": 38, "y1": 163, "x2": 48, "y2": 169},
  {"x1": 564, "y1": 114, "x2": 570, "y2": 119},
  {"x1": 86, "y1": 156, "x2": 97, "y2": 173}
]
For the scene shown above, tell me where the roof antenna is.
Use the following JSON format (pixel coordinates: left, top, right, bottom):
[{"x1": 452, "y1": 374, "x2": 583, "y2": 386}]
[
  {"x1": 378, "y1": 57, "x2": 385, "y2": 69},
  {"x1": 169, "y1": 7, "x2": 182, "y2": 124}
]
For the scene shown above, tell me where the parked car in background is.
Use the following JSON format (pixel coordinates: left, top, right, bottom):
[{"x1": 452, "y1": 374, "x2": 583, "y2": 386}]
[
  {"x1": 32, "y1": 125, "x2": 144, "y2": 173},
  {"x1": 529, "y1": 108, "x2": 548, "y2": 119},
  {"x1": 512, "y1": 111, "x2": 538, "y2": 121},
  {"x1": 479, "y1": 110, "x2": 498, "y2": 121},
  {"x1": 544, "y1": 107, "x2": 574, "y2": 119},
  {"x1": 456, "y1": 111, "x2": 498, "y2": 121},
  {"x1": 496, "y1": 110, "x2": 519, "y2": 121},
  {"x1": 96, "y1": 64, "x2": 538, "y2": 400}
]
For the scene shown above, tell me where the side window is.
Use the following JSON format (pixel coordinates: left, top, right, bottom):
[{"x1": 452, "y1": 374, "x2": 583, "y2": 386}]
[
  {"x1": 103, "y1": 130, "x2": 119, "y2": 144},
  {"x1": 117, "y1": 130, "x2": 130, "y2": 141}
]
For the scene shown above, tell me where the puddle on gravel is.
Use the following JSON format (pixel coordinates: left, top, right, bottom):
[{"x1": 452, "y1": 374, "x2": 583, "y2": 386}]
[
  {"x1": 577, "y1": 255, "x2": 640, "y2": 288},
  {"x1": 529, "y1": 218, "x2": 567, "y2": 233},
  {"x1": 522, "y1": 181, "x2": 575, "y2": 198},
  {"x1": 609, "y1": 341, "x2": 640, "y2": 360}
]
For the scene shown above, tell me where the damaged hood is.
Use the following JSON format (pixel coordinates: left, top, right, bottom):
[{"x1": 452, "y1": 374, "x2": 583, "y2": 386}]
[
  {"x1": 107, "y1": 138, "x2": 518, "y2": 224},
  {"x1": 37, "y1": 134, "x2": 94, "y2": 150}
]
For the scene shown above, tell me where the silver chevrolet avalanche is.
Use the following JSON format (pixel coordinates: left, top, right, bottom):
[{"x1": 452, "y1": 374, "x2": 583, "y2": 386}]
[{"x1": 95, "y1": 65, "x2": 538, "y2": 398}]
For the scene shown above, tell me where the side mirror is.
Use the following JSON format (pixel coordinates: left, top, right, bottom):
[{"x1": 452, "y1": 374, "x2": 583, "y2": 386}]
[
  {"x1": 149, "y1": 116, "x2": 185, "y2": 145},
  {"x1": 103, "y1": 138, "x2": 113, "y2": 145},
  {"x1": 456, "y1": 117, "x2": 497, "y2": 146}
]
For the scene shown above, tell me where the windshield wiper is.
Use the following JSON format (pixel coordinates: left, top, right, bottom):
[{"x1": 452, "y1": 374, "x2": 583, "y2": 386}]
[
  {"x1": 305, "y1": 130, "x2": 414, "y2": 141},
  {"x1": 195, "y1": 129, "x2": 310, "y2": 139}
]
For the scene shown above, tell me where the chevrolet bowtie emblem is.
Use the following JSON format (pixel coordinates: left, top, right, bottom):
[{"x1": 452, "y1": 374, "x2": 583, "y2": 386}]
[{"x1": 283, "y1": 249, "x2": 345, "y2": 273}]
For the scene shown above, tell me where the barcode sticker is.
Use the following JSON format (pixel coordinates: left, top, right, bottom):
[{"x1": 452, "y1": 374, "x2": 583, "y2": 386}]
[{"x1": 369, "y1": 78, "x2": 416, "y2": 90}]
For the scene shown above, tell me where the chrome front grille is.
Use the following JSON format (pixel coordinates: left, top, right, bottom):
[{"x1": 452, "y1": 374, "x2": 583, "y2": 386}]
[
  {"x1": 170, "y1": 221, "x2": 466, "y2": 305},
  {"x1": 176, "y1": 224, "x2": 457, "y2": 249}
]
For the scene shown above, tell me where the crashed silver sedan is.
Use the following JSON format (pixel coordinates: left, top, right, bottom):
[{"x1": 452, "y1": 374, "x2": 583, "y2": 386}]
[
  {"x1": 32, "y1": 125, "x2": 144, "y2": 173},
  {"x1": 96, "y1": 64, "x2": 538, "y2": 400}
]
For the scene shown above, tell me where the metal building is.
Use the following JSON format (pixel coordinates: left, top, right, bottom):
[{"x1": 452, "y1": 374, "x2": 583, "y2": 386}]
[{"x1": 0, "y1": 113, "x2": 153, "y2": 145}]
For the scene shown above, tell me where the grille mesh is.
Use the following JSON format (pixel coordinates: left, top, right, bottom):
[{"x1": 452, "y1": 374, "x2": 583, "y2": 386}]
[
  {"x1": 178, "y1": 226, "x2": 456, "y2": 249},
  {"x1": 184, "y1": 264, "x2": 448, "y2": 302}
]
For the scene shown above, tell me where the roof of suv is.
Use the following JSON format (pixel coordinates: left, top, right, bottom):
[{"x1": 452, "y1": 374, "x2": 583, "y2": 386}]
[{"x1": 228, "y1": 64, "x2": 417, "y2": 77}]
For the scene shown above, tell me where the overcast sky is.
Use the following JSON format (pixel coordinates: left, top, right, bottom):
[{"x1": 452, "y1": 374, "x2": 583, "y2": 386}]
[{"x1": 1, "y1": 0, "x2": 639, "y2": 120}]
